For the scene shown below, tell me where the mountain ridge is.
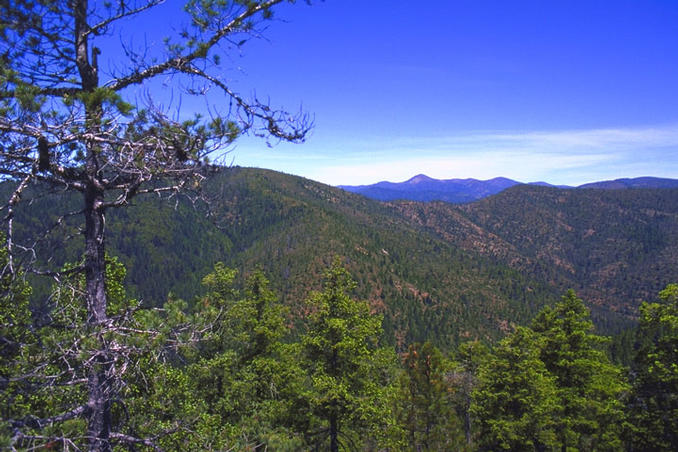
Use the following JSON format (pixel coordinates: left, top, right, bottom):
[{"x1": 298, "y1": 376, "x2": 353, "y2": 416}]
[
  {"x1": 339, "y1": 175, "x2": 677, "y2": 203},
  {"x1": 578, "y1": 176, "x2": 678, "y2": 189},
  {"x1": 6, "y1": 168, "x2": 677, "y2": 349}
]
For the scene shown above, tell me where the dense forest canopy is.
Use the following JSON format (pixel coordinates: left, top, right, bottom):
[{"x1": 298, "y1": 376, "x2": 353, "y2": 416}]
[
  {"x1": 4, "y1": 168, "x2": 677, "y2": 347},
  {"x1": 2, "y1": 248, "x2": 677, "y2": 450},
  {"x1": 0, "y1": 1, "x2": 309, "y2": 450},
  {"x1": 1, "y1": 1, "x2": 677, "y2": 451}
]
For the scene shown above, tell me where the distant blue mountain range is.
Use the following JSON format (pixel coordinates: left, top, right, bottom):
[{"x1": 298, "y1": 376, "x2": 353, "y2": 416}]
[
  {"x1": 338, "y1": 175, "x2": 678, "y2": 203},
  {"x1": 578, "y1": 177, "x2": 678, "y2": 190}
]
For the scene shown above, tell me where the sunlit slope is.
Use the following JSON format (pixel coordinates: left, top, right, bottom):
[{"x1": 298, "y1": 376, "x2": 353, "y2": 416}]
[
  {"x1": 7, "y1": 168, "x2": 676, "y2": 347},
  {"x1": 390, "y1": 184, "x2": 678, "y2": 326},
  {"x1": 198, "y1": 168, "x2": 559, "y2": 348}
]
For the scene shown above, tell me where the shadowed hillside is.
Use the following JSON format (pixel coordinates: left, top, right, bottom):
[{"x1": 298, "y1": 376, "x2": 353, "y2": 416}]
[{"x1": 6, "y1": 168, "x2": 677, "y2": 347}]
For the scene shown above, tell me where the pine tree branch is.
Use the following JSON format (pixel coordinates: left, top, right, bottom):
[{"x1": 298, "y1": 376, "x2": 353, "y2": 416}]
[
  {"x1": 86, "y1": 0, "x2": 166, "y2": 39},
  {"x1": 10, "y1": 405, "x2": 87, "y2": 432},
  {"x1": 108, "y1": 0, "x2": 284, "y2": 92},
  {"x1": 177, "y1": 64, "x2": 311, "y2": 142},
  {"x1": 110, "y1": 431, "x2": 165, "y2": 451}
]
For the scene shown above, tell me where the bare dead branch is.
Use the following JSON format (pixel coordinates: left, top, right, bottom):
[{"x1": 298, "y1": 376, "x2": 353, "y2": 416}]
[
  {"x1": 5, "y1": 174, "x2": 32, "y2": 274},
  {"x1": 86, "y1": 0, "x2": 166, "y2": 40},
  {"x1": 109, "y1": 0, "x2": 284, "y2": 92},
  {"x1": 110, "y1": 432, "x2": 165, "y2": 452},
  {"x1": 10, "y1": 405, "x2": 87, "y2": 431},
  {"x1": 177, "y1": 64, "x2": 312, "y2": 142}
]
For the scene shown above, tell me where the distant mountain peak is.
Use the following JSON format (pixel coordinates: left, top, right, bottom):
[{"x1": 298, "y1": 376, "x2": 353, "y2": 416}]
[
  {"x1": 340, "y1": 174, "x2": 522, "y2": 203},
  {"x1": 406, "y1": 174, "x2": 435, "y2": 184},
  {"x1": 340, "y1": 174, "x2": 678, "y2": 204}
]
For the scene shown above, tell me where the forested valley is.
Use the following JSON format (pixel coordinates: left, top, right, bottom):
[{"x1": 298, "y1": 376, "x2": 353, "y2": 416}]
[
  {"x1": 2, "y1": 167, "x2": 678, "y2": 451},
  {"x1": 1, "y1": 0, "x2": 677, "y2": 450}
]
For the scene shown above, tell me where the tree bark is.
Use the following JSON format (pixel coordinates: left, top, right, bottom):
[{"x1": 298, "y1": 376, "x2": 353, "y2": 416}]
[
  {"x1": 329, "y1": 413, "x2": 338, "y2": 452},
  {"x1": 74, "y1": 1, "x2": 112, "y2": 448},
  {"x1": 84, "y1": 184, "x2": 112, "y2": 452}
]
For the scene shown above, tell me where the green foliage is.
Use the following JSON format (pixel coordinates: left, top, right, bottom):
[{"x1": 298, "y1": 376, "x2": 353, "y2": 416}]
[
  {"x1": 472, "y1": 291, "x2": 628, "y2": 452},
  {"x1": 0, "y1": 240, "x2": 36, "y2": 446},
  {"x1": 607, "y1": 326, "x2": 636, "y2": 367},
  {"x1": 186, "y1": 263, "x2": 307, "y2": 450},
  {"x1": 472, "y1": 327, "x2": 559, "y2": 451},
  {"x1": 396, "y1": 342, "x2": 463, "y2": 451},
  {"x1": 628, "y1": 283, "x2": 678, "y2": 450},
  {"x1": 120, "y1": 358, "x2": 209, "y2": 450},
  {"x1": 0, "y1": 255, "x2": 144, "y2": 449},
  {"x1": 0, "y1": 253, "x2": 232, "y2": 450},
  {"x1": 531, "y1": 290, "x2": 628, "y2": 451},
  {"x1": 300, "y1": 259, "x2": 398, "y2": 451},
  {"x1": 1, "y1": 258, "x2": 311, "y2": 450}
]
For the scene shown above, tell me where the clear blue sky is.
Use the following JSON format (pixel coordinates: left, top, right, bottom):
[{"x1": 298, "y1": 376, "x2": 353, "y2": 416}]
[{"x1": 116, "y1": 0, "x2": 678, "y2": 186}]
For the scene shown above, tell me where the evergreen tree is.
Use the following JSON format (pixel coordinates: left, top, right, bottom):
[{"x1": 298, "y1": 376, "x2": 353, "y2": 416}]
[
  {"x1": 1, "y1": 256, "x2": 211, "y2": 449},
  {"x1": 0, "y1": 1, "x2": 309, "y2": 449},
  {"x1": 300, "y1": 259, "x2": 397, "y2": 451},
  {"x1": 187, "y1": 264, "x2": 307, "y2": 450},
  {"x1": 531, "y1": 290, "x2": 628, "y2": 451},
  {"x1": 628, "y1": 283, "x2": 678, "y2": 451},
  {"x1": 472, "y1": 327, "x2": 559, "y2": 451},
  {"x1": 397, "y1": 341, "x2": 463, "y2": 451},
  {"x1": 450, "y1": 340, "x2": 489, "y2": 448}
]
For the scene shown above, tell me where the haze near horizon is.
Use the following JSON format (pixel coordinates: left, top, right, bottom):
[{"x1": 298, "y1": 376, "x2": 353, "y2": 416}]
[{"x1": 144, "y1": 1, "x2": 678, "y2": 187}]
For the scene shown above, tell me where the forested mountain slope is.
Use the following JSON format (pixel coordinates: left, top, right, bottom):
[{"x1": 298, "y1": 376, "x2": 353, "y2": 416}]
[
  {"x1": 7, "y1": 168, "x2": 678, "y2": 347},
  {"x1": 389, "y1": 185, "x2": 678, "y2": 328},
  {"x1": 190, "y1": 168, "x2": 559, "y2": 348},
  {"x1": 462, "y1": 186, "x2": 678, "y2": 314}
]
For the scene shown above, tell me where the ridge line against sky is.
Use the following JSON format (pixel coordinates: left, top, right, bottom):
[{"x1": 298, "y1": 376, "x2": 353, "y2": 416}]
[
  {"x1": 115, "y1": 1, "x2": 678, "y2": 187},
  {"x1": 225, "y1": 1, "x2": 678, "y2": 187},
  {"x1": 233, "y1": 123, "x2": 678, "y2": 187}
]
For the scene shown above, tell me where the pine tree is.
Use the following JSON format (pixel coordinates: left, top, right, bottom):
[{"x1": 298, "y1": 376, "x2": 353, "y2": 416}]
[
  {"x1": 531, "y1": 290, "x2": 628, "y2": 451},
  {"x1": 628, "y1": 284, "x2": 678, "y2": 451},
  {"x1": 188, "y1": 264, "x2": 307, "y2": 449},
  {"x1": 300, "y1": 259, "x2": 396, "y2": 451},
  {"x1": 0, "y1": 2, "x2": 310, "y2": 449},
  {"x1": 1, "y1": 255, "x2": 210, "y2": 449},
  {"x1": 397, "y1": 341, "x2": 463, "y2": 451},
  {"x1": 472, "y1": 327, "x2": 559, "y2": 451}
]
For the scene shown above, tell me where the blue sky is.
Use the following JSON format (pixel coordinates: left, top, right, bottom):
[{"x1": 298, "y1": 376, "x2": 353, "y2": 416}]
[{"x1": 114, "y1": 0, "x2": 678, "y2": 186}]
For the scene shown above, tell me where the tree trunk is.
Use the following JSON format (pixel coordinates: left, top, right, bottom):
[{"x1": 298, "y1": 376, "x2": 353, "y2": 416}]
[
  {"x1": 329, "y1": 412, "x2": 339, "y2": 452},
  {"x1": 84, "y1": 184, "x2": 112, "y2": 452},
  {"x1": 74, "y1": 0, "x2": 111, "y2": 447},
  {"x1": 464, "y1": 396, "x2": 472, "y2": 445}
]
